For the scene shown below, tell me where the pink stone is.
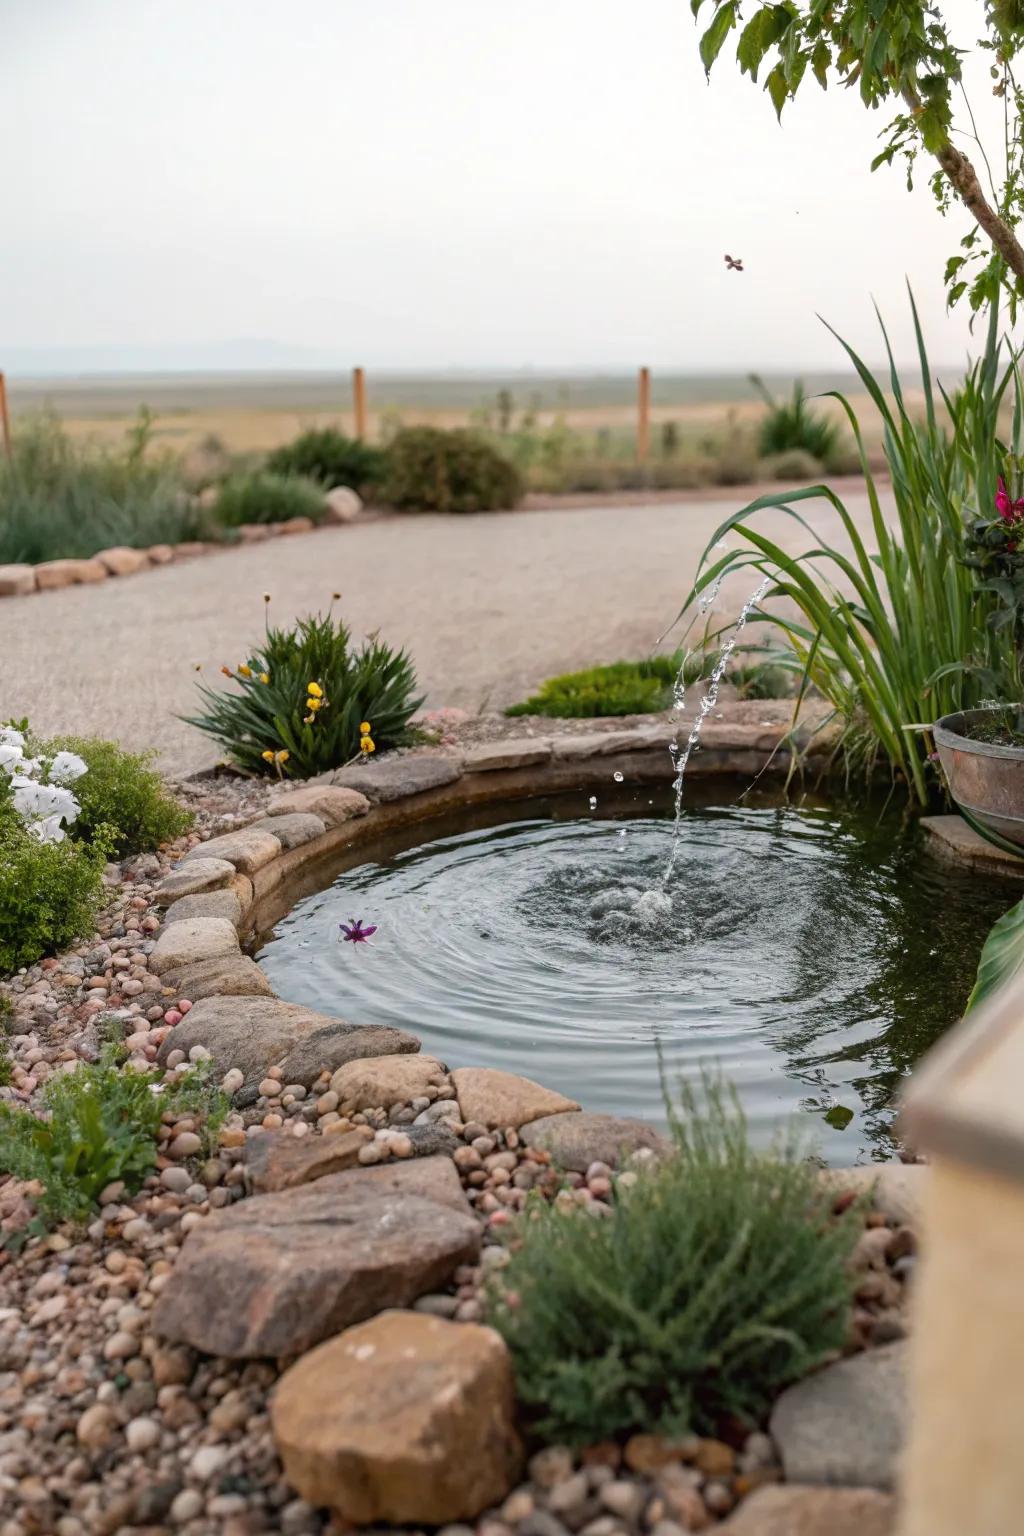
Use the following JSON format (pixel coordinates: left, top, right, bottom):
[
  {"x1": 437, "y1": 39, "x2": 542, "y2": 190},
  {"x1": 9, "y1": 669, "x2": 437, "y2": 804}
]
[
  {"x1": 164, "y1": 1008, "x2": 183, "y2": 1027},
  {"x1": 177, "y1": 999, "x2": 193, "y2": 1014}
]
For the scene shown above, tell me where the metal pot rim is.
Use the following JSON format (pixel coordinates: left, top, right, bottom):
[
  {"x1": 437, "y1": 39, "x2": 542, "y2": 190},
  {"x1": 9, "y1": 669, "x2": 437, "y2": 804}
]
[{"x1": 934, "y1": 706, "x2": 1024, "y2": 764}]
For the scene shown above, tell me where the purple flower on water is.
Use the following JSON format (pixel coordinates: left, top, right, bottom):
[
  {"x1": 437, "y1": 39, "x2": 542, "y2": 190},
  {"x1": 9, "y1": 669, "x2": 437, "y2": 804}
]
[{"x1": 340, "y1": 918, "x2": 378, "y2": 945}]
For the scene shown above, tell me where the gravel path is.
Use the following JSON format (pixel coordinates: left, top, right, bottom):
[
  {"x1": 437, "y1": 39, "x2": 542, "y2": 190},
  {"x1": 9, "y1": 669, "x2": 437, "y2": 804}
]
[{"x1": 0, "y1": 492, "x2": 878, "y2": 775}]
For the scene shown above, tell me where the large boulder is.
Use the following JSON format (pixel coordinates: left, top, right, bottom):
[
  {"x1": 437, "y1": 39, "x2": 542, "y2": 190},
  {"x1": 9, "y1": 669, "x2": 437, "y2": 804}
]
[
  {"x1": 94, "y1": 546, "x2": 151, "y2": 577},
  {"x1": 35, "y1": 558, "x2": 107, "y2": 589},
  {"x1": 769, "y1": 1342, "x2": 907, "y2": 1491},
  {"x1": 271, "y1": 1312, "x2": 522, "y2": 1523},
  {"x1": 162, "y1": 889, "x2": 245, "y2": 929},
  {"x1": 720, "y1": 1484, "x2": 895, "y2": 1535},
  {"x1": 244, "y1": 1127, "x2": 374, "y2": 1193},
  {"x1": 330, "y1": 753, "x2": 463, "y2": 803},
  {"x1": 154, "y1": 952, "x2": 275, "y2": 1003},
  {"x1": 183, "y1": 825, "x2": 282, "y2": 876},
  {"x1": 329, "y1": 1053, "x2": 448, "y2": 1110},
  {"x1": 452, "y1": 1067, "x2": 580, "y2": 1130},
  {"x1": 154, "y1": 858, "x2": 238, "y2": 905},
  {"x1": 463, "y1": 739, "x2": 552, "y2": 772},
  {"x1": 322, "y1": 486, "x2": 364, "y2": 524},
  {"x1": 266, "y1": 785, "x2": 370, "y2": 827},
  {"x1": 157, "y1": 996, "x2": 419, "y2": 1088},
  {"x1": 0, "y1": 565, "x2": 36, "y2": 597},
  {"x1": 152, "y1": 1165, "x2": 480, "y2": 1358},
  {"x1": 149, "y1": 918, "x2": 239, "y2": 976},
  {"x1": 520, "y1": 1111, "x2": 669, "y2": 1171}
]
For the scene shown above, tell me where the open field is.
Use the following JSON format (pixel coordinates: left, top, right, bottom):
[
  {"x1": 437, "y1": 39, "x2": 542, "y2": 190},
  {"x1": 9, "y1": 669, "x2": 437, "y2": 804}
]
[{"x1": 6, "y1": 368, "x2": 923, "y2": 460}]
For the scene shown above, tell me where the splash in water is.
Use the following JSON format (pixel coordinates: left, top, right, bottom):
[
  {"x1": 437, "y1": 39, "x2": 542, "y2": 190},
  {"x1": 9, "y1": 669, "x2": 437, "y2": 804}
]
[{"x1": 662, "y1": 575, "x2": 772, "y2": 885}]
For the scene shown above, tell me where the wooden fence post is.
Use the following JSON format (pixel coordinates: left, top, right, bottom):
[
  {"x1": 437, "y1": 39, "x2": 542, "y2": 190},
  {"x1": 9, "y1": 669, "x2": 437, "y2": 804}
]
[
  {"x1": 637, "y1": 366, "x2": 650, "y2": 464},
  {"x1": 352, "y1": 367, "x2": 367, "y2": 440},
  {"x1": 0, "y1": 372, "x2": 11, "y2": 459}
]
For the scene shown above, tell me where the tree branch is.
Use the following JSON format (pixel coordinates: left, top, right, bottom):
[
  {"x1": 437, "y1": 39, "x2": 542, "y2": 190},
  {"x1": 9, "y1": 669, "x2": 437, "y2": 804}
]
[{"x1": 904, "y1": 83, "x2": 1024, "y2": 283}]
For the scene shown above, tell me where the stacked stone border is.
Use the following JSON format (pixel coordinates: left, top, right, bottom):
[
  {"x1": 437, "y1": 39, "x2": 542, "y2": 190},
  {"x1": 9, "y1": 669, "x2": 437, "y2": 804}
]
[
  {"x1": 0, "y1": 487, "x2": 364, "y2": 599},
  {"x1": 137, "y1": 721, "x2": 922, "y2": 1529}
]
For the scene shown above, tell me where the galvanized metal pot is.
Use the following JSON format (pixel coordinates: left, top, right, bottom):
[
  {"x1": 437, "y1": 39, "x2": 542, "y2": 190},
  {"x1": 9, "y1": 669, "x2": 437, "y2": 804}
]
[{"x1": 934, "y1": 707, "x2": 1024, "y2": 847}]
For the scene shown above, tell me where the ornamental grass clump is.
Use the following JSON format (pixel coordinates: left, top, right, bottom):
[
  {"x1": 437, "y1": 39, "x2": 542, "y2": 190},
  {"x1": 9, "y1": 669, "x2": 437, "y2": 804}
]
[
  {"x1": 184, "y1": 599, "x2": 422, "y2": 777},
  {"x1": 487, "y1": 1080, "x2": 859, "y2": 1445},
  {"x1": 680, "y1": 294, "x2": 1024, "y2": 805},
  {"x1": 383, "y1": 426, "x2": 524, "y2": 513},
  {"x1": 212, "y1": 470, "x2": 327, "y2": 528},
  {"x1": 265, "y1": 427, "x2": 386, "y2": 494}
]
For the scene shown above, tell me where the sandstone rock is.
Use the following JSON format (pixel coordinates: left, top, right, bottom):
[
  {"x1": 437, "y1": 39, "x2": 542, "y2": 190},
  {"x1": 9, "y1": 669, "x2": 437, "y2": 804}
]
[
  {"x1": 820, "y1": 1165, "x2": 927, "y2": 1227},
  {"x1": 266, "y1": 784, "x2": 371, "y2": 827},
  {"x1": 520, "y1": 1112, "x2": 669, "y2": 1170},
  {"x1": 452, "y1": 1068, "x2": 580, "y2": 1130},
  {"x1": 271, "y1": 1311, "x2": 521, "y2": 1523},
  {"x1": 237, "y1": 522, "x2": 274, "y2": 543},
  {"x1": 769, "y1": 1342, "x2": 907, "y2": 1491},
  {"x1": 162, "y1": 888, "x2": 244, "y2": 929},
  {"x1": 322, "y1": 486, "x2": 364, "y2": 523},
  {"x1": 245, "y1": 1127, "x2": 373, "y2": 1192},
  {"x1": 331, "y1": 753, "x2": 463, "y2": 803},
  {"x1": 149, "y1": 917, "x2": 239, "y2": 976},
  {"x1": 155, "y1": 952, "x2": 275, "y2": 1002},
  {"x1": 464, "y1": 739, "x2": 552, "y2": 772},
  {"x1": 278, "y1": 515, "x2": 316, "y2": 534},
  {"x1": 720, "y1": 1484, "x2": 895, "y2": 1535},
  {"x1": 335, "y1": 1154, "x2": 472, "y2": 1214},
  {"x1": 94, "y1": 545, "x2": 151, "y2": 577},
  {"x1": 35, "y1": 557, "x2": 107, "y2": 589},
  {"x1": 154, "y1": 857, "x2": 238, "y2": 905},
  {"x1": 551, "y1": 730, "x2": 653, "y2": 760},
  {"x1": 330, "y1": 1053, "x2": 448, "y2": 1109},
  {"x1": 259, "y1": 811, "x2": 325, "y2": 850},
  {"x1": 153, "y1": 1177, "x2": 480, "y2": 1357},
  {"x1": 920, "y1": 814, "x2": 1024, "y2": 879},
  {"x1": 147, "y1": 543, "x2": 175, "y2": 564},
  {"x1": 0, "y1": 564, "x2": 36, "y2": 597},
  {"x1": 277, "y1": 1021, "x2": 419, "y2": 1086},
  {"x1": 183, "y1": 825, "x2": 282, "y2": 876},
  {"x1": 158, "y1": 996, "x2": 417, "y2": 1088}
]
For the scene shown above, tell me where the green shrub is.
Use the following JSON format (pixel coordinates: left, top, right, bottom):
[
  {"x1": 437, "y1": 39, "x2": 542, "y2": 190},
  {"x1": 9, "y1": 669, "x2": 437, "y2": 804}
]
[
  {"x1": 0, "y1": 823, "x2": 107, "y2": 973},
  {"x1": 488, "y1": 1081, "x2": 859, "y2": 1444},
  {"x1": 0, "y1": 1045, "x2": 229, "y2": 1225},
  {"x1": 44, "y1": 735, "x2": 192, "y2": 856},
  {"x1": 265, "y1": 428, "x2": 385, "y2": 493},
  {"x1": 750, "y1": 377, "x2": 841, "y2": 464},
  {"x1": 212, "y1": 471, "x2": 327, "y2": 528},
  {"x1": 759, "y1": 448, "x2": 823, "y2": 481},
  {"x1": 383, "y1": 427, "x2": 524, "y2": 513},
  {"x1": 727, "y1": 655, "x2": 799, "y2": 699},
  {"x1": 184, "y1": 604, "x2": 423, "y2": 777},
  {"x1": 507, "y1": 655, "x2": 702, "y2": 718},
  {"x1": 0, "y1": 414, "x2": 213, "y2": 565},
  {"x1": 0, "y1": 1037, "x2": 11, "y2": 1088}
]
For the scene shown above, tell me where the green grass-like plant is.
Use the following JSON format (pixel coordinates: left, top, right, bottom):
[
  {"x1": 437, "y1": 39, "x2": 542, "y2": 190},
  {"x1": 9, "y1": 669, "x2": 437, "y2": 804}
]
[
  {"x1": 488, "y1": 1079, "x2": 859, "y2": 1444},
  {"x1": 184, "y1": 603, "x2": 423, "y2": 777},
  {"x1": 0, "y1": 413, "x2": 213, "y2": 565},
  {"x1": 212, "y1": 470, "x2": 327, "y2": 528},
  {"x1": 265, "y1": 428, "x2": 385, "y2": 493},
  {"x1": 0, "y1": 821, "x2": 108, "y2": 973},
  {"x1": 507, "y1": 655, "x2": 702, "y2": 718},
  {"x1": 0, "y1": 1045, "x2": 229, "y2": 1225},
  {"x1": 383, "y1": 426, "x2": 524, "y2": 513},
  {"x1": 683, "y1": 296, "x2": 1024, "y2": 805},
  {"x1": 750, "y1": 377, "x2": 842, "y2": 465},
  {"x1": 44, "y1": 735, "x2": 193, "y2": 856}
]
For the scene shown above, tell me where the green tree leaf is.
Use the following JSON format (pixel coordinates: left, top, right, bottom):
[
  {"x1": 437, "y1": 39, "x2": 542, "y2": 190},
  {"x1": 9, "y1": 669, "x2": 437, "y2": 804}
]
[
  {"x1": 700, "y1": 1, "x2": 739, "y2": 75},
  {"x1": 967, "y1": 895, "x2": 1024, "y2": 1012}
]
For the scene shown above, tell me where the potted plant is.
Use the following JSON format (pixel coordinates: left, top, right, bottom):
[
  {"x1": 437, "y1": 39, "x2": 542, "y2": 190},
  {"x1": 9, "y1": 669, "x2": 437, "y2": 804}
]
[{"x1": 934, "y1": 461, "x2": 1024, "y2": 846}]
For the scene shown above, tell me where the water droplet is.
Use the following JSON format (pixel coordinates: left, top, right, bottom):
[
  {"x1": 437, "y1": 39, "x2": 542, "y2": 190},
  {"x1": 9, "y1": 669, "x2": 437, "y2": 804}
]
[
  {"x1": 613, "y1": 771, "x2": 624, "y2": 782},
  {"x1": 588, "y1": 795, "x2": 598, "y2": 810}
]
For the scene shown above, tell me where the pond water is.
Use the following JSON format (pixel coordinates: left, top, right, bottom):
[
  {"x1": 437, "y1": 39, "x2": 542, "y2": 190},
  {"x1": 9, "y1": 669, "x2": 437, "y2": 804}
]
[{"x1": 255, "y1": 784, "x2": 1009, "y2": 1163}]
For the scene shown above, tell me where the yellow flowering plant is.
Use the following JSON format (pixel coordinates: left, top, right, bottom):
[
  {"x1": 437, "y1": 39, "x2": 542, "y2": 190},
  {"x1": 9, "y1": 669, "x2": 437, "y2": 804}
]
[{"x1": 184, "y1": 600, "x2": 422, "y2": 777}]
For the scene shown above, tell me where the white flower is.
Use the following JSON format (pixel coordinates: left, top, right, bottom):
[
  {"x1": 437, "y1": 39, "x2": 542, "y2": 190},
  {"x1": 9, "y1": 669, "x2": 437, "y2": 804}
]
[
  {"x1": 10, "y1": 776, "x2": 80, "y2": 831},
  {"x1": 0, "y1": 743, "x2": 24, "y2": 776},
  {"x1": 0, "y1": 727, "x2": 25, "y2": 750},
  {"x1": 27, "y1": 814, "x2": 67, "y2": 844},
  {"x1": 48, "y1": 750, "x2": 88, "y2": 785}
]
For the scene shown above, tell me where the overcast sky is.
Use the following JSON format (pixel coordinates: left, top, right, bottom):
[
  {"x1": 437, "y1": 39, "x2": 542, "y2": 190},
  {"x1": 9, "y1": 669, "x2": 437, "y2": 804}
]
[{"x1": 1, "y1": 0, "x2": 1006, "y2": 371}]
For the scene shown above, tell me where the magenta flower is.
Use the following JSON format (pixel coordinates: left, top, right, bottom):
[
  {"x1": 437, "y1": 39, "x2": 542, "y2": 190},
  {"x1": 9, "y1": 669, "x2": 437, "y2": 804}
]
[
  {"x1": 996, "y1": 476, "x2": 1024, "y2": 522},
  {"x1": 340, "y1": 918, "x2": 377, "y2": 944}
]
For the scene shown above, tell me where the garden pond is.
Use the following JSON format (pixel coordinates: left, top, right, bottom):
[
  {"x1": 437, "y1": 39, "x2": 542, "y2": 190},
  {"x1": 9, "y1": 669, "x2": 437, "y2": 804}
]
[{"x1": 255, "y1": 782, "x2": 1008, "y2": 1163}]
